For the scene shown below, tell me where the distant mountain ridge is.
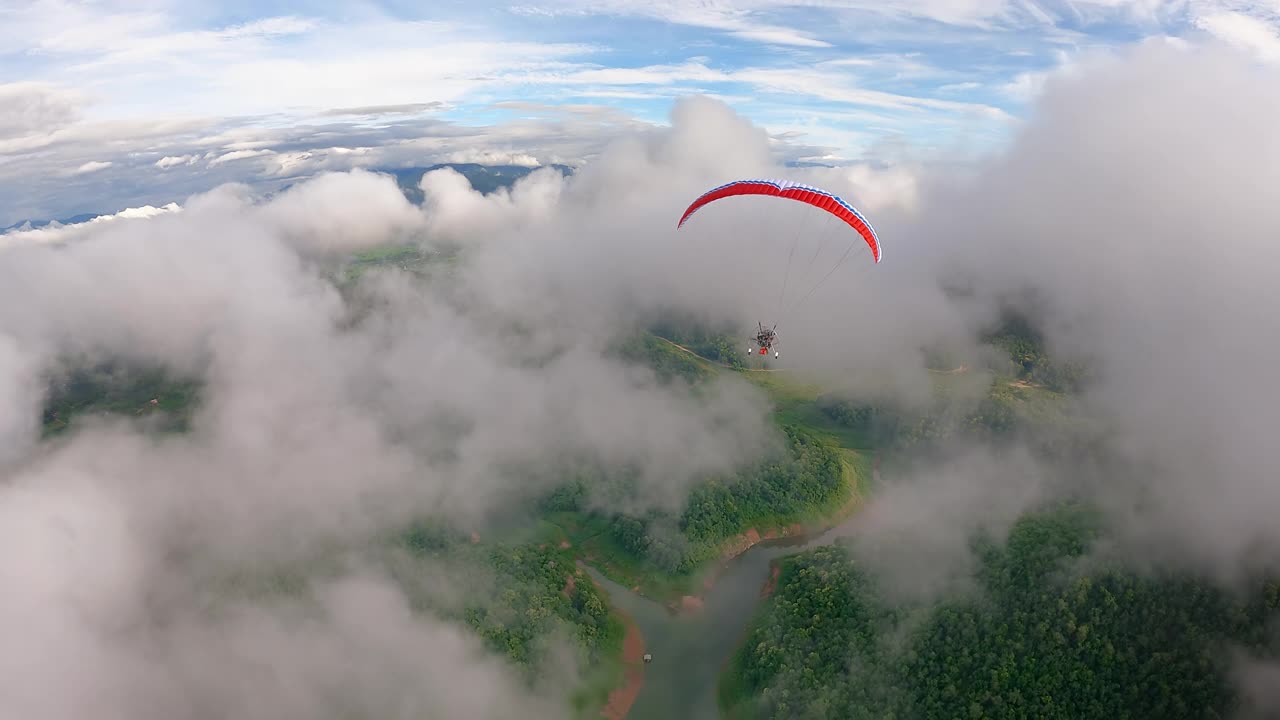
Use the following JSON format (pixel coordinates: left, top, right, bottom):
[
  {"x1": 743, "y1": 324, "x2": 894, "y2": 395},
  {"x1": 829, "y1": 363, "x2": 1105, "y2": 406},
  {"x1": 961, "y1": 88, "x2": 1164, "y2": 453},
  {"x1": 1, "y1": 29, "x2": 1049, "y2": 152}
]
[
  {"x1": 2, "y1": 212, "x2": 103, "y2": 234},
  {"x1": 2, "y1": 163, "x2": 578, "y2": 233},
  {"x1": 2, "y1": 161, "x2": 849, "y2": 233}
]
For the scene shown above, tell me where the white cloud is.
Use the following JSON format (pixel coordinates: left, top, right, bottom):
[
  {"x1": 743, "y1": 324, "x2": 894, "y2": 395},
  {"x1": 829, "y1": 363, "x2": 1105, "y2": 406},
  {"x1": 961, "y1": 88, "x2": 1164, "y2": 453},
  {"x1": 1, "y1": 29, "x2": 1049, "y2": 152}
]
[
  {"x1": 155, "y1": 155, "x2": 198, "y2": 169},
  {"x1": 1195, "y1": 10, "x2": 1280, "y2": 62},
  {"x1": 208, "y1": 149, "x2": 276, "y2": 166},
  {"x1": 216, "y1": 15, "x2": 319, "y2": 38},
  {"x1": 2, "y1": 3, "x2": 599, "y2": 120},
  {"x1": 516, "y1": 61, "x2": 1011, "y2": 119},
  {"x1": 0, "y1": 156, "x2": 787, "y2": 719},
  {"x1": 0, "y1": 83, "x2": 82, "y2": 140},
  {"x1": 256, "y1": 169, "x2": 427, "y2": 252},
  {"x1": 202, "y1": 38, "x2": 597, "y2": 117},
  {"x1": 1001, "y1": 70, "x2": 1049, "y2": 100},
  {"x1": 999, "y1": 48, "x2": 1076, "y2": 102},
  {"x1": 736, "y1": 67, "x2": 1014, "y2": 119},
  {"x1": 73, "y1": 160, "x2": 112, "y2": 175},
  {"x1": 2, "y1": 41, "x2": 1280, "y2": 713},
  {"x1": 0, "y1": 102, "x2": 655, "y2": 227},
  {"x1": 30, "y1": 12, "x2": 317, "y2": 71},
  {"x1": 443, "y1": 149, "x2": 542, "y2": 167},
  {"x1": 5, "y1": 0, "x2": 1279, "y2": 226},
  {"x1": 265, "y1": 147, "x2": 376, "y2": 177}
]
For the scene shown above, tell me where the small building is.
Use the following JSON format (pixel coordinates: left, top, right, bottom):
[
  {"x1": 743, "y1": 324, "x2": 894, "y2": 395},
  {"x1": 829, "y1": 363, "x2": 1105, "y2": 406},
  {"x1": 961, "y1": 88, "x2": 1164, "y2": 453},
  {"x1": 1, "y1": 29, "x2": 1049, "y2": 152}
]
[{"x1": 642, "y1": 653, "x2": 652, "y2": 664}]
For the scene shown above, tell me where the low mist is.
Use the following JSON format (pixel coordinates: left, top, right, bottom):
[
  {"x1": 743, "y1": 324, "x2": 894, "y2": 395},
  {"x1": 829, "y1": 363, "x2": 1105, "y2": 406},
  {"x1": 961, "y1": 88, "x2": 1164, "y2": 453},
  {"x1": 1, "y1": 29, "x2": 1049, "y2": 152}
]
[{"x1": 3, "y1": 35, "x2": 1279, "y2": 718}]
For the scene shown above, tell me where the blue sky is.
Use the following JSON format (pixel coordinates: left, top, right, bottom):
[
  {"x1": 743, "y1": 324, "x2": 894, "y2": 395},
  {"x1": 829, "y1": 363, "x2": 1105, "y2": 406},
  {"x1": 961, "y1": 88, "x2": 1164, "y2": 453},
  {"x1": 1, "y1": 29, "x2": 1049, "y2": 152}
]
[{"x1": 2, "y1": 0, "x2": 1279, "y2": 225}]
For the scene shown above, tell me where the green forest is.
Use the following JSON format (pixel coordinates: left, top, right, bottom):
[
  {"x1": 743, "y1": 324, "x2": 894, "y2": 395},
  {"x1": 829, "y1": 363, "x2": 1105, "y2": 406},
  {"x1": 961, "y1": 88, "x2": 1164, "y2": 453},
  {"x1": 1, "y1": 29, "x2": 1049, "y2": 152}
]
[
  {"x1": 723, "y1": 505, "x2": 1280, "y2": 720},
  {"x1": 36, "y1": 363, "x2": 630, "y2": 718},
  {"x1": 538, "y1": 421, "x2": 850, "y2": 584},
  {"x1": 41, "y1": 248, "x2": 1177, "y2": 720},
  {"x1": 527, "y1": 328, "x2": 863, "y2": 599},
  {"x1": 41, "y1": 361, "x2": 201, "y2": 437},
  {"x1": 33, "y1": 314, "x2": 861, "y2": 714},
  {"x1": 387, "y1": 524, "x2": 626, "y2": 716}
]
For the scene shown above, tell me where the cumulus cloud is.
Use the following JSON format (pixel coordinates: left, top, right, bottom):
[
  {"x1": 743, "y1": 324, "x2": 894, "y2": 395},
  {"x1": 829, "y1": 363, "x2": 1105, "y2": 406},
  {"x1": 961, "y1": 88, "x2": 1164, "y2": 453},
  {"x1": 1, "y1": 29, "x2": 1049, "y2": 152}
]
[
  {"x1": 0, "y1": 490, "x2": 570, "y2": 720},
  {"x1": 208, "y1": 148, "x2": 276, "y2": 166},
  {"x1": 0, "y1": 108, "x2": 799, "y2": 716},
  {"x1": 845, "y1": 446, "x2": 1056, "y2": 603},
  {"x1": 443, "y1": 149, "x2": 542, "y2": 167},
  {"x1": 255, "y1": 169, "x2": 426, "y2": 253},
  {"x1": 156, "y1": 154, "x2": 198, "y2": 169},
  {"x1": 1195, "y1": 11, "x2": 1280, "y2": 63},
  {"x1": 414, "y1": 95, "x2": 950, "y2": 400},
  {"x1": 0, "y1": 109, "x2": 649, "y2": 229},
  {"x1": 5, "y1": 33, "x2": 1280, "y2": 715},
  {"x1": 73, "y1": 160, "x2": 112, "y2": 175},
  {"x1": 829, "y1": 37, "x2": 1280, "y2": 604}
]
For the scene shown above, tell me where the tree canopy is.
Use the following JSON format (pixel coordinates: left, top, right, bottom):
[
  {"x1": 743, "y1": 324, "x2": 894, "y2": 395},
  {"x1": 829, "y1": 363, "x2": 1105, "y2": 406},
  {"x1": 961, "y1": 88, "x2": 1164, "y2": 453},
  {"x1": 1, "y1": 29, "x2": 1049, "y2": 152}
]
[{"x1": 726, "y1": 506, "x2": 1280, "y2": 720}]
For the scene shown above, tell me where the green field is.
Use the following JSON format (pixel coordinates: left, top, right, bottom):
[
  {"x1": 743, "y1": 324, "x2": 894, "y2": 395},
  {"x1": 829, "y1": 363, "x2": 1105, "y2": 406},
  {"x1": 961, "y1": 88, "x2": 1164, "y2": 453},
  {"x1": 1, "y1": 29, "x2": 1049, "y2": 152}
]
[{"x1": 337, "y1": 242, "x2": 458, "y2": 286}]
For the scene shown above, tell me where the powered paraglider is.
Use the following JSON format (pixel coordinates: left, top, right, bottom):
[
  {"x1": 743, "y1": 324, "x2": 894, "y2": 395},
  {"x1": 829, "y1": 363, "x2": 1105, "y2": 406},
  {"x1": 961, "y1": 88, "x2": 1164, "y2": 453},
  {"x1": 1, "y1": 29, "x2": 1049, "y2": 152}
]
[{"x1": 676, "y1": 178, "x2": 882, "y2": 361}]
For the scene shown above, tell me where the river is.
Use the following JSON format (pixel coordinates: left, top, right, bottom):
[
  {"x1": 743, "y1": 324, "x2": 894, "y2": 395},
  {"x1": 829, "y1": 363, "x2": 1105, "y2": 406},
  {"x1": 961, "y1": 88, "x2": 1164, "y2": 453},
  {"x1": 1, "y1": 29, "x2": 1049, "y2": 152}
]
[{"x1": 586, "y1": 503, "x2": 866, "y2": 720}]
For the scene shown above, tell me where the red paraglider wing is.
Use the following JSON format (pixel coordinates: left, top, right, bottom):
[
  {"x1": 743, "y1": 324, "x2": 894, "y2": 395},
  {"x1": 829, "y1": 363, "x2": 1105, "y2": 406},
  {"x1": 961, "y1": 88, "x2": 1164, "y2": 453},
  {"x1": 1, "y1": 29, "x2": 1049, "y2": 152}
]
[{"x1": 676, "y1": 179, "x2": 881, "y2": 263}]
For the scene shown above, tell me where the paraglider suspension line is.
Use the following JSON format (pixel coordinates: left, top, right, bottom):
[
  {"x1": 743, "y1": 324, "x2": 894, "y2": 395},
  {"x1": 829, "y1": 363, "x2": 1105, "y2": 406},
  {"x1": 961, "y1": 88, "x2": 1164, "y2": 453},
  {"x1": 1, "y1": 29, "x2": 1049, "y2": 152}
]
[
  {"x1": 801, "y1": 214, "x2": 834, "y2": 275},
  {"x1": 777, "y1": 208, "x2": 818, "y2": 317},
  {"x1": 778, "y1": 237, "x2": 799, "y2": 311},
  {"x1": 781, "y1": 241, "x2": 857, "y2": 325}
]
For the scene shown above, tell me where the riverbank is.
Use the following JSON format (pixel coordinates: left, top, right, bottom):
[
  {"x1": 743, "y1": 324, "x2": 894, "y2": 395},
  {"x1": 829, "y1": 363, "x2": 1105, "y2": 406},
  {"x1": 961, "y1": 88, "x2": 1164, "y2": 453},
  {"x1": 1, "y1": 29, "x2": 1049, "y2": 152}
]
[
  {"x1": 662, "y1": 452, "x2": 870, "y2": 616},
  {"x1": 571, "y1": 445, "x2": 879, "y2": 718},
  {"x1": 599, "y1": 607, "x2": 646, "y2": 720},
  {"x1": 543, "y1": 446, "x2": 866, "y2": 610},
  {"x1": 580, "y1": 504, "x2": 836, "y2": 720},
  {"x1": 581, "y1": 457, "x2": 884, "y2": 720}
]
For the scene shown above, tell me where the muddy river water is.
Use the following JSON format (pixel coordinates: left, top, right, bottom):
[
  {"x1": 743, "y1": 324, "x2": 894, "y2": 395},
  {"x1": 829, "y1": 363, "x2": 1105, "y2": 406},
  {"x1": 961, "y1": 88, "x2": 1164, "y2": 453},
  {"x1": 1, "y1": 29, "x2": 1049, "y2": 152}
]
[{"x1": 586, "y1": 506, "x2": 864, "y2": 719}]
